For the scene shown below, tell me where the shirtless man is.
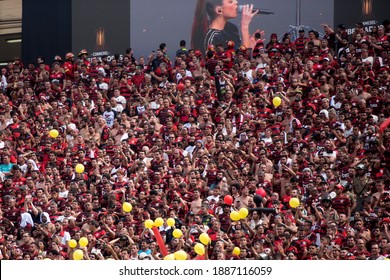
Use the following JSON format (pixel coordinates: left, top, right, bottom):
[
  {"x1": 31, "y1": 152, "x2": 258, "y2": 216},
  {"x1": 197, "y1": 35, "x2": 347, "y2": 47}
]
[
  {"x1": 256, "y1": 153, "x2": 274, "y2": 175},
  {"x1": 307, "y1": 30, "x2": 321, "y2": 48},
  {"x1": 190, "y1": 189, "x2": 202, "y2": 214},
  {"x1": 234, "y1": 185, "x2": 250, "y2": 208},
  {"x1": 355, "y1": 85, "x2": 371, "y2": 101},
  {"x1": 113, "y1": 124, "x2": 128, "y2": 146},
  {"x1": 319, "y1": 75, "x2": 333, "y2": 97},
  {"x1": 282, "y1": 108, "x2": 294, "y2": 132},
  {"x1": 371, "y1": 180, "x2": 387, "y2": 209}
]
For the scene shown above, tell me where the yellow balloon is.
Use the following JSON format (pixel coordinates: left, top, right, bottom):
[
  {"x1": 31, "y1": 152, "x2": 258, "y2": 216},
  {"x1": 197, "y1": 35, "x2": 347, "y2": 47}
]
[
  {"x1": 238, "y1": 208, "x2": 249, "y2": 219},
  {"x1": 144, "y1": 219, "x2": 154, "y2": 229},
  {"x1": 167, "y1": 218, "x2": 175, "y2": 227},
  {"x1": 44, "y1": 258, "x2": 51, "y2": 260},
  {"x1": 199, "y1": 233, "x2": 210, "y2": 245},
  {"x1": 154, "y1": 217, "x2": 164, "y2": 227},
  {"x1": 233, "y1": 247, "x2": 241, "y2": 256},
  {"x1": 174, "y1": 250, "x2": 187, "y2": 260},
  {"x1": 75, "y1": 163, "x2": 85, "y2": 174},
  {"x1": 79, "y1": 237, "x2": 88, "y2": 247},
  {"x1": 164, "y1": 254, "x2": 175, "y2": 260},
  {"x1": 230, "y1": 211, "x2": 240, "y2": 221},
  {"x1": 73, "y1": 249, "x2": 84, "y2": 260},
  {"x1": 122, "y1": 202, "x2": 132, "y2": 213},
  {"x1": 272, "y1": 96, "x2": 282, "y2": 108},
  {"x1": 172, "y1": 229, "x2": 183, "y2": 238},
  {"x1": 68, "y1": 239, "x2": 77, "y2": 249},
  {"x1": 49, "y1": 129, "x2": 59, "y2": 138},
  {"x1": 194, "y1": 243, "x2": 205, "y2": 255},
  {"x1": 289, "y1": 197, "x2": 300, "y2": 208}
]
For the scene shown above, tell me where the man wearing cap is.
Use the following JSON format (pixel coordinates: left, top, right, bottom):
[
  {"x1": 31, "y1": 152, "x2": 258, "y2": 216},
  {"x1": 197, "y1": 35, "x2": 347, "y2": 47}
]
[
  {"x1": 77, "y1": 49, "x2": 90, "y2": 69},
  {"x1": 352, "y1": 164, "x2": 372, "y2": 212},
  {"x1": 318, "y1": 194, "x2": 338, "y2": 222},
  {"x1": 64, "y1": 53, "x2": 75, "y2": 80},
  {"x1": 299, "y1": 167, "x2": 314, "y2": 189}
]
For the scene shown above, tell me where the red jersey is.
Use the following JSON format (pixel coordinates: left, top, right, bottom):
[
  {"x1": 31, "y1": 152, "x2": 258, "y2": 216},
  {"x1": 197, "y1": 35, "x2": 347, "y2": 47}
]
[{"x1": 64, "y1": 61, "x2": 75, "y2": 79}]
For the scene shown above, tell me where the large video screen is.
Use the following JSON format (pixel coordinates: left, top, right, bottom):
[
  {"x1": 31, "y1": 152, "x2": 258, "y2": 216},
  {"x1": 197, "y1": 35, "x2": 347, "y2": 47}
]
[{"x1": 130, "y1": 0, "x2": 333, "y2": 60}]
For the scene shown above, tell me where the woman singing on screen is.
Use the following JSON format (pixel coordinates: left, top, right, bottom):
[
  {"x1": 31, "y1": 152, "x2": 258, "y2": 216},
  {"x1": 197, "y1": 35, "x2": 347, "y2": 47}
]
[{"x1": 191, "y1": 0, "x2": 257, "y2": 52}]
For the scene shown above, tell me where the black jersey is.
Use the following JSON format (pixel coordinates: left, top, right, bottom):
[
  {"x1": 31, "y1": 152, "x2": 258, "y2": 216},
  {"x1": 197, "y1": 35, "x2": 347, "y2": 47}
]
[{"x1": 204, "y1": 22, "x2": 240, "y2": 50}]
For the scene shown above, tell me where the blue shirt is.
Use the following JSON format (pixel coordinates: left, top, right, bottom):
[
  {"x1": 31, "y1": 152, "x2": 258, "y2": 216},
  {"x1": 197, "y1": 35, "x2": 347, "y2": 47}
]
[
  {"x1": 0, "y1": 163, "x2": 13, "y2": 173},
  {"x1": 138, "y1": 249, "x2": 152, "y2": 255}
]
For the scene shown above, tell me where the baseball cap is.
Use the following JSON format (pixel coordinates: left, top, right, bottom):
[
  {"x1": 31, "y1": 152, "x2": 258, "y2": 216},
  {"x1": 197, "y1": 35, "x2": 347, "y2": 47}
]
[
  {"x1": 317, "y1": 175, "x2": 327, "y2": 183},
  {"x1": 380, "y1": 218, "x2": 390, "y2": 224},
  {"x1": 355, "y1": 164, "x2": 365, "y2": 170},
  {"x1": 99, "y1": 83, "x2": 108, "y2": 90},
  {"x1": 139, "y1": 252, "x2": 148, "y2": 259},
  {"x1": 302, "y1": 167, "x2": 312, "y2": 173},
  {"x1": 321, "y1": 194, "x2": 332, "y2": 202}
]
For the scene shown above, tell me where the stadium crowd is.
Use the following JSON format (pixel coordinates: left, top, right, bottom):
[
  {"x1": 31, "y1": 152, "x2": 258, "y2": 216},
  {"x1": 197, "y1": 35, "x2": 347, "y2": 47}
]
[{"x1": 0, "y1": 21, "x2": 390, "y2": 261}]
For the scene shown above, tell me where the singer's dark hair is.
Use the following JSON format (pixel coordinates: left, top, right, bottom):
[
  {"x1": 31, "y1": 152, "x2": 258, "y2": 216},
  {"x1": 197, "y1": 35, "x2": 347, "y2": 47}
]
[{"x1": 191, "y1": 0, "x2": 223, "y2": 53}]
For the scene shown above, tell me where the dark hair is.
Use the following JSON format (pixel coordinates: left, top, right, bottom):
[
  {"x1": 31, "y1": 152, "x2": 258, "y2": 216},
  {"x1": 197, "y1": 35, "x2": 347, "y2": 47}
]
[
  {"x1": 12, "y1": 165, "x2": 22, "y2": 172},
  {"x1": 159, "y1": 43, "x2": 167, "y2": 50},
  {"x1": 90, "y1": 220, "x2": 99, "y2": 227},
  {"x1": 191, "y1": 0, "x2": 222, "y2": 52}
]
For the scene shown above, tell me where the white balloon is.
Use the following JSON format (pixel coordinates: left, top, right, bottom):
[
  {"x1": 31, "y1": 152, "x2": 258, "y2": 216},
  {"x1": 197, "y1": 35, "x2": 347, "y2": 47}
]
[{"x1": 329, "y1": 192, "x2": 336, "y2": 199}]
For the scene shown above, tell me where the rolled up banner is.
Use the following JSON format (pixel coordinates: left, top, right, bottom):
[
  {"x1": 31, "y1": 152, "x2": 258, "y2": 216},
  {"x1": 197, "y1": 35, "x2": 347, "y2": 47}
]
[{"x1": 152, "y1": 226, "x2": 169, "y2": 257}]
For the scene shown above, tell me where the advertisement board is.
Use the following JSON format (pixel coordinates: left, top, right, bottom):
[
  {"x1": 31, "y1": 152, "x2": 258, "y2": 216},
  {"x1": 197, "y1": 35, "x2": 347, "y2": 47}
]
[{"x1": 334, "y1": 0, "x2": 390, "y2": 35}]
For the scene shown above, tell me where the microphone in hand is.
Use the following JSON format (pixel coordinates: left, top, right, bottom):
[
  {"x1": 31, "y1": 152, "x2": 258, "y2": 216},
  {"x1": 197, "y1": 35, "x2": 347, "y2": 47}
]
[{"x1": 238, "y1": 5, "x2": 275, "y2": 15}]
